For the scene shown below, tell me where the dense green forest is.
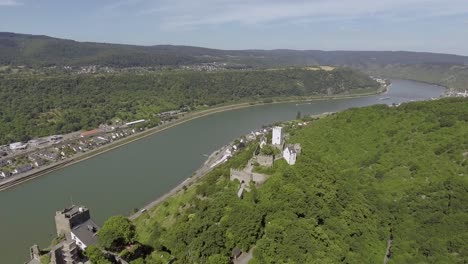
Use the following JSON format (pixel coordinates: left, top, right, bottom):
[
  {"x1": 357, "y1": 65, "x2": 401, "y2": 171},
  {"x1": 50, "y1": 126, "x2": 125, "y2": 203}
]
[
  {"x1": 0, "y1": 68, "x2": 378, "y2": 144},
  {"x1": 92, "y1": 98, "x2": 468, "y2": 263}
]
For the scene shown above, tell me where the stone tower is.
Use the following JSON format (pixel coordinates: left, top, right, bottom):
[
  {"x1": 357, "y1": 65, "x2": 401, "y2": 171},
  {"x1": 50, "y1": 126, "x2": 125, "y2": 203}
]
[
  {"x1": 272, "y1": 126, "x2": 283, "y2": 145},
  {"x1": 29, "y1": 244, "x2": 40, "y2": 260},
  {"x1": 54, "y1": 205, "x2": 91, "y2": 240}
]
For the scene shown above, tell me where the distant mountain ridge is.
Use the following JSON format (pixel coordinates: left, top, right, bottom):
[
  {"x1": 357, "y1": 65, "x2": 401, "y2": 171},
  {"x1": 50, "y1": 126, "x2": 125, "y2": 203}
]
[{"x1": 1, "y1": 32, "x2": 468, "y2": 68}]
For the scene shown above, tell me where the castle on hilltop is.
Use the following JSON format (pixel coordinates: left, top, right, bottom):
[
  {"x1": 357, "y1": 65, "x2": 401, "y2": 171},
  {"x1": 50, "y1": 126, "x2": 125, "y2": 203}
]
[{"x1": 27, "y1": 205, "x2": 99, "y2": 264}]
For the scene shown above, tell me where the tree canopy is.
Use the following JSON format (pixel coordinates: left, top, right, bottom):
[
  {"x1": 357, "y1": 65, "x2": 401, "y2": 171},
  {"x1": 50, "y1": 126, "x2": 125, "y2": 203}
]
[
  {"x1": 84, "y1": 245, "x2": 112, "y2": 264},
  {"x1": 98, "y1": 215, "x2": 136, "y2": 251}
]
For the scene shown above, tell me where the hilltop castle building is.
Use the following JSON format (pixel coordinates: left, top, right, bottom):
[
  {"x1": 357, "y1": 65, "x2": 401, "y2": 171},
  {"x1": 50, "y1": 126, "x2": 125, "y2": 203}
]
[
  {"x1": 272, "y1": 126, "x2": 283, "y2": 145},
  {"x1": 26, "y1": 205, "x2": 99, "y2": 264},
  {"x1": 55, "y1": 205, "x2": 99, "y2": 250}
]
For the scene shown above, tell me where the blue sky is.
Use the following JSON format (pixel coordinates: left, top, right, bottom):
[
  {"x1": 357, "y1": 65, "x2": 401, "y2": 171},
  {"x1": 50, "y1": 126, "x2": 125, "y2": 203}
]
[{"x1": 1, "y1": 0, "x2": 468, "y2": 55}]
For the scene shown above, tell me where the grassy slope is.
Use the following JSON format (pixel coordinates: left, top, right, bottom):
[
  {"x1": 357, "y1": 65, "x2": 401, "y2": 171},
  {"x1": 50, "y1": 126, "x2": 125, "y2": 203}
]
[{"x1": 130, "y1": 98, "x2": 468, "y2": 264}]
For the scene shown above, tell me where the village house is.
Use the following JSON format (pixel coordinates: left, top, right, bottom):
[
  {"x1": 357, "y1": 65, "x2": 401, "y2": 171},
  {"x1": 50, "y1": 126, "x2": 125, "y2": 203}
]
[
  {"x1": 70, "y1": 220, "x2": 99, "y2": 250},
  {"x1": 93, "y1": 136, "x2": 109, "y2": 146},
  {"x1": 9, "y1": 142, "x2": 28, "y2": 151},
  {"x1": 33, "y1": 159, "x2": 46, "y2": 167},
  {"x1": 80, "y1": 129, "x2": 104, "y2": 138},
  {"x1": 50, "y1": 135, "x2": 63, "y2": 142},
  {"x1": 0, "y1": 171, "x2": 11, "y2": 178},
  {"x1": 283, "y1": 144, "x2": 301, "y2": 165},
  {"x1": 38, "y1": 151, "x2": 59, "y2": 161},
  {"x1": 12, "y1": 164, "x2": 33, "y2": 174},
  {"x1": 124, "y1": 119, "x2": 146, "y2": 127},
  {"x1": 259, "y1": 136, "x2": 267, "y2": 149},
  {"x1": 28, "y1": 138, "x2": 50, "y2": 148},
  {"x1": 283, "y1": 146, "x2": 297, "y2": 165},
  {"x1": 28, "y1": 155, "x2": 38, "y2": 162}
]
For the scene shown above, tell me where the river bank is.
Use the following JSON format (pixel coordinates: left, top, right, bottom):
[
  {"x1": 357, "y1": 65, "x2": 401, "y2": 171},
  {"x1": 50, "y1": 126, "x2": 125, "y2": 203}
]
[{"x1": 0, "y1": 87, "x2": 385, "y2": 192}]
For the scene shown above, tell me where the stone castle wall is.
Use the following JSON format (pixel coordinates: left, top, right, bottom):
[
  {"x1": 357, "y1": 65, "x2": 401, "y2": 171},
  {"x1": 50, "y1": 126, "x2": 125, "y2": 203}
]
[
  {"x1": 252, "y1": 173, "x2": 267, "y2": 185},
  {"x1": 257, "y1": 155, "x2": 274, "y2": 167},
  {"x1": 230, "y1": 168, "x2": 252, "y2": 183}
]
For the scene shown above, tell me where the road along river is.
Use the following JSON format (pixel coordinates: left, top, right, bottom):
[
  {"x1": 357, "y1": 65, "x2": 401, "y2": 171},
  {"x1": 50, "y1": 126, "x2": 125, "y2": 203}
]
[{"x1": 0, "y1": 79, "x2": 444, "y2": 263}]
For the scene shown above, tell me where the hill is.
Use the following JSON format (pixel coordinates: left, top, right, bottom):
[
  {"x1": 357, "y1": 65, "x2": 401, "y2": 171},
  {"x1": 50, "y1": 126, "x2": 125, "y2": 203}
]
[
  {"x1": 1, "y1": 32, "x2": 468, "y2": 68},
  {"x1": 366, "y1": 64, "x2": 468, "y2": 91},
  {"x1": 0, "y1": 32, "x2": 205, "y2": 67},
  {"x1": 2, "y1": 32, "x2": 468, "y2": 90},
  {"x1": 94, "y1": 98, "x2": 468, "y2": 263}
]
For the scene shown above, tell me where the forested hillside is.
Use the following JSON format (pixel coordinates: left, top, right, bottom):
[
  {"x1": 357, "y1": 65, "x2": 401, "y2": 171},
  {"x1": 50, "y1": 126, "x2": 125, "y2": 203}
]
[
  {"x1": 93, "y1": 98, "x2": 468, "y2": 263},
  {"x1": 366, "y1": 64, "x2": 468, "y2": 91},
  {"x1": 0, "y1": 68, "x2": 378, "y2": 144},
  {"x1": 2, "y1": 32, "x2": 468, "y2": 91},
  {"x1": 0, "y1": 33, "x2": 204, "y2": 67},
  {"x1": 1, "y1": 33, "x2": 468, "y2": 68}
]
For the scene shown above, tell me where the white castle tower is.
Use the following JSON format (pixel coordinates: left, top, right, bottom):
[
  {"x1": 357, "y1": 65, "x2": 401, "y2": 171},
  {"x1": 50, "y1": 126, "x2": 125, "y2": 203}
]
[{"x1": 272, "y1": 126, "x2": 283, "y2": 145}]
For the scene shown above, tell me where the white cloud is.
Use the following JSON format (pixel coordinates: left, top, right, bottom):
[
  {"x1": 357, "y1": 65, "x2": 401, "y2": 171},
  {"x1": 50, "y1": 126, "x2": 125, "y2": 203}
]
[
  {"x1": 0, "y1": 0, "x2": 21, "y2": 6},
  {"x1": 104, "y1": 0, "x2": 468, "y2": 30},
  {"x1": 104, "y1": 0, "x2": 145, "y2": 11}
]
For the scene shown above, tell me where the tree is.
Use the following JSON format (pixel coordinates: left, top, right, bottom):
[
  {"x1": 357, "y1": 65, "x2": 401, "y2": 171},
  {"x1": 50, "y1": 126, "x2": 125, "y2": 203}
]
[
  {"x1": 98, "y1": 215, "x2": 136, "y2": 251},
  {"x1": 85, "y1": 245, "x2": 112, "y2": 264},
  {"x1": 259, "y1": 145, "x2": 279, "y2": 156},
  {"x1": 130, "y1": 258, "x2": 145, "y2": 264},
  {"x1": 207, "y1": 254, "x2": 230, "y2": 264},
  {"x1": 40, "y1": 254, "x2": 51, "y2": 264}
]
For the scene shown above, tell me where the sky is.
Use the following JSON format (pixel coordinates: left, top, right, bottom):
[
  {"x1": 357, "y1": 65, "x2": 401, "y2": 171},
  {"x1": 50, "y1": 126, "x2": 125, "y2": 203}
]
[{"x1": 1, "y1": 0, "x2": 468, "y2": 55}]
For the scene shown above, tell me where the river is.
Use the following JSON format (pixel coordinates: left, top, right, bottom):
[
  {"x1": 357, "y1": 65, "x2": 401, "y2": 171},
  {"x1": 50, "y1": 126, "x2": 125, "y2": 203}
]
[{"x1": 0, "y1": 79, "x2": 444, "y2": 263}]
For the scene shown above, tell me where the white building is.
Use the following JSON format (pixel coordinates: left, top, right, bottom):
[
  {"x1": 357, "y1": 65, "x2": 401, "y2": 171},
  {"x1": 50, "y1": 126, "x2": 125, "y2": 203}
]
[
  {"x1": 456, "y1": 90, "x2": 468, "y2": 97},
  {"x1": 259, "y1": 136, "x2": 267, "y2": 149},
  {"x1": 272, "y1": 126, "x2": 283, "y2": 145},
  {"x1": 125, "y1": 119, "x2": 146, "y2": 126},
  {"x1": 9, "y1": 142, "x2": 28, "y2": 151},
  {"x1": 70, "y1": 221, "x2": 98, "y2": 251},
  {"x1": 0, "y1": 171, "x2": 10, "y2": 178},
  {"x1": 283, "y1": 146, "x2": 297, "y2": 165},
  {"x1": 28, "y1": 138, "x2": 50, "y2": 147}
]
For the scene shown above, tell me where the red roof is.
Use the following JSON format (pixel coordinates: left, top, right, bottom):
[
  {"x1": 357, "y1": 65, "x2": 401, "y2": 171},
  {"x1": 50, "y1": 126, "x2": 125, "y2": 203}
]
[{"x1": 80, "y1": 129, "x2": 102, "y2": 137}]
